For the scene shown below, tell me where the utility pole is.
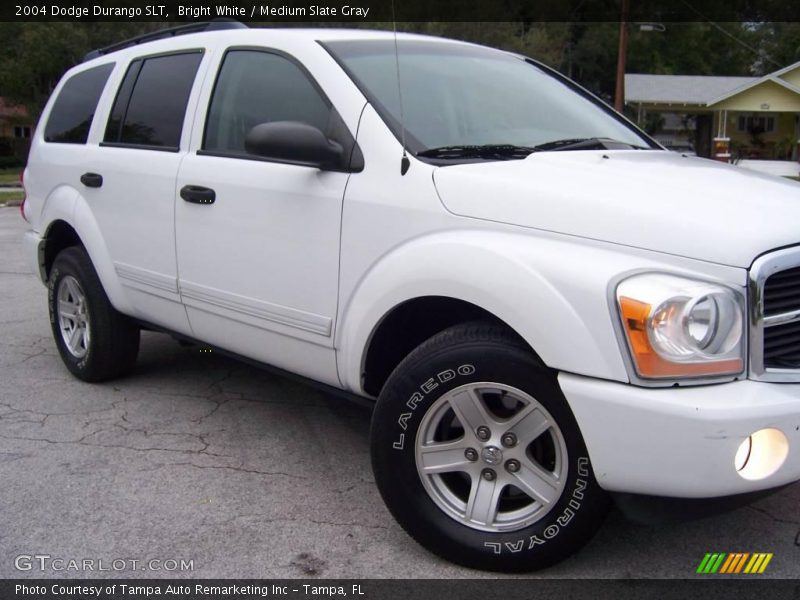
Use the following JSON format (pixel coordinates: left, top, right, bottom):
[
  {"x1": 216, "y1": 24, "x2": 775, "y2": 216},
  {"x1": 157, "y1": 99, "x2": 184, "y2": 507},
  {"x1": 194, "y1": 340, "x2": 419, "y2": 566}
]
[{"x1": 614, "y1": 0, "x2": 630, "y2": 113}]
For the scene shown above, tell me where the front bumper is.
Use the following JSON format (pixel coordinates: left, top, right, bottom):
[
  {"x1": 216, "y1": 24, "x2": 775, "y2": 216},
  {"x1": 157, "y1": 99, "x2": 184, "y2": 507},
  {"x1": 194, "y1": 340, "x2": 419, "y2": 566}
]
[{"x1": 560, "y1": 373, "x2": 800, "y2": 498}]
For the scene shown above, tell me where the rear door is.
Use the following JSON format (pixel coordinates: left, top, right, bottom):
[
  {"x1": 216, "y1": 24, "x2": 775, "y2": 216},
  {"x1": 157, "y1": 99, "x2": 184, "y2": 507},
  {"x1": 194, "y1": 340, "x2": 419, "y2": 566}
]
[
  {"x1": 82, "y1": 50, "x2": 206, "y2": 332},
  {"x1": 175, "y1": 47, "x2": 355, "y2": 385}
]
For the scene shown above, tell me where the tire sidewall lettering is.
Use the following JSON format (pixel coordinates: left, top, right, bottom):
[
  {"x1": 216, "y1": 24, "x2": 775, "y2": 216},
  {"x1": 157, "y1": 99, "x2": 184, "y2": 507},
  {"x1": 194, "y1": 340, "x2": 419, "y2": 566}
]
[
  {"x1": 391, "y1": 364, "x2": 475, "y2": 451},
  {"x1": 389, "y1": 361, "x2": 592, "y2": 556},
  {"x1": 481, "y1": 457, "x2": 590, "y2": 555}
]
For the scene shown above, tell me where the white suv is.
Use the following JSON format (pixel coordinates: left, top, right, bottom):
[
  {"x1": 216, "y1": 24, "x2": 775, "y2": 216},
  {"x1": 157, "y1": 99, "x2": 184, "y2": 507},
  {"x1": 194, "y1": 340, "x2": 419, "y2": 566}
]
[{"x1": 21, "y1": 22, "x2": 800, "y2": 572}]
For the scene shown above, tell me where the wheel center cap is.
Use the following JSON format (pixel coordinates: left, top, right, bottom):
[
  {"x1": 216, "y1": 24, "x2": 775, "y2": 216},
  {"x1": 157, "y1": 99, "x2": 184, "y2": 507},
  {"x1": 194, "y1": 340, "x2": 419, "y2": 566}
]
[{"x1": 481, "y1": 446, "x2": 503, "y2": 465}]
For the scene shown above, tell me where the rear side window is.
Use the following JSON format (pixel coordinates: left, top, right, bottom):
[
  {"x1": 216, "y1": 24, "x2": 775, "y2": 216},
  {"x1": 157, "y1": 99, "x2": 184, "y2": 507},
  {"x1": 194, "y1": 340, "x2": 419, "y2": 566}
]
[
  {"x1": 104, "y1": 51, "x2": 202, "y2": 150},
  {"x1": 203, "y1": 50, "x2": 331, "y2": 155},
  {"x1": 44, "y1": 63, "x2": 114, "y2": 144}
]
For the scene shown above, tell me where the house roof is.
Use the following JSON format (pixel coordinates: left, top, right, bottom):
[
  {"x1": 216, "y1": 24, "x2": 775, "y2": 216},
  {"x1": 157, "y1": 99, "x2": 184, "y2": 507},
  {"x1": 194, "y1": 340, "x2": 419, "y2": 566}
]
[
  {"x1": 625, "y1": 60, "x2": 800, "y2": 107},
  {"x1": 625, "y1": 74, "x2": 757, "y2": 105},
  {"x1": 0, "y1": 97, "x2": 28, "y2": 119},
  {"x1": 705, "y1": 63, "x2": 800, "y2": 105}
]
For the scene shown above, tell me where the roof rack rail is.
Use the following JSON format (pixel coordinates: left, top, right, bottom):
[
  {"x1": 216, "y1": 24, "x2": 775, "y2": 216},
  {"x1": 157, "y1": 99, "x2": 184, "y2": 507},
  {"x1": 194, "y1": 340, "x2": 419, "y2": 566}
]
[{"x1": 83, "y1": 19, "x2": 247, "y2": 62}]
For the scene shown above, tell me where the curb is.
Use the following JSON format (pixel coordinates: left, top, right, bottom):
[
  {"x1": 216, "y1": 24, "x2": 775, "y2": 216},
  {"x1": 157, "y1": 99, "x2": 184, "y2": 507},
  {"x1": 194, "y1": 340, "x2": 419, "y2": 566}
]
[{"x1": 1, "y1": 200, "x2": 22, "y2": 207}]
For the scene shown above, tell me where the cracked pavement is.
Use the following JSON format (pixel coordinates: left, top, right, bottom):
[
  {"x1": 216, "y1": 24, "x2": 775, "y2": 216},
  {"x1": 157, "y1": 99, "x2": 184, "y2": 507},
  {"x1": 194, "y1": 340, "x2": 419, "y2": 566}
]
[{"x1": 1, "y1": 207, "x2": 799, "y2": 579}]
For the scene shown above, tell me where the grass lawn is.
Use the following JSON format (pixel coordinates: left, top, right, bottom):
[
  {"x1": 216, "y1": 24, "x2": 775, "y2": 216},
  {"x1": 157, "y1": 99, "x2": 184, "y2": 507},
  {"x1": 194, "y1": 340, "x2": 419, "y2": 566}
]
[
  {"x1": 787, "y1": 176, "x2": 800, "y2": 181},
  {"x1": 1, "y1": 191, "x2": 24, "y2": 204},
  {"x1": 0, "y1": 168, "x2": 23, "y2": 185}
]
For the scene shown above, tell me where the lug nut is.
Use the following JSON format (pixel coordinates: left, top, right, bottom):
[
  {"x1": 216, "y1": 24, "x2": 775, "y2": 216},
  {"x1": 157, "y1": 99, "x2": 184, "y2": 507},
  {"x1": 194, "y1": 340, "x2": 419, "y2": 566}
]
[
  {"x1": 505, "y1": 459, "x2": 521, "y2": 473},
  {"x1": 476, "y1": 426, "x2": 491, "y2": 441},
  {"x1": 464, "y1": 448, "x2": 478, "y2": 462},
  {"x1": 481, "y1": 468, "x2": 496, "y2": 481},
  {"x1": 501, "y1": 432, "x2": 517, "y2": 448}
]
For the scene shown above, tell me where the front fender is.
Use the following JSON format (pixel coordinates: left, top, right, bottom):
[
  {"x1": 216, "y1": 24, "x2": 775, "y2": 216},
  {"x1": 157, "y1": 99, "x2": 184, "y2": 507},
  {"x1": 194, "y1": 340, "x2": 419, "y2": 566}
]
[{"x1": 335, "y1": 229, "x2": 746, "y2": 395}]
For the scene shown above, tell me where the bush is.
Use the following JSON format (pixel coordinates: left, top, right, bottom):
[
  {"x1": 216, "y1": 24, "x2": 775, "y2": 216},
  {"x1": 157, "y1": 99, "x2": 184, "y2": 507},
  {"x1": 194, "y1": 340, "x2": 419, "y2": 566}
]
[{"x1": 0, "y1": 156, "x2": 25, "y2": 169}]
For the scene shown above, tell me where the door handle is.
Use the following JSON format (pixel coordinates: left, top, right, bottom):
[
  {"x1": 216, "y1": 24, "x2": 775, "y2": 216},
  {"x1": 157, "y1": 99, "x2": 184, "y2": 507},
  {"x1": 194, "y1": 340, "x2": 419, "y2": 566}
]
[
  {"x1": 80, "y1": 172, "x2": 103, "y2": 188},
  {"x1": 180, "y1": 185, "x2": 216, "y2": 205}
]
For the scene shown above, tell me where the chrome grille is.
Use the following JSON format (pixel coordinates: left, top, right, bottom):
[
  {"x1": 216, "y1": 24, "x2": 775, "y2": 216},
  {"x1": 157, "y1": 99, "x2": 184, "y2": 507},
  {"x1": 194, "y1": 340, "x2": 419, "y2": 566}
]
[
  {"x1": 750, "y1": 247, "x2": 800, "y2": 382},
  {"x1": 764, "y1": 266, "x2": 800, "y2": 317}
]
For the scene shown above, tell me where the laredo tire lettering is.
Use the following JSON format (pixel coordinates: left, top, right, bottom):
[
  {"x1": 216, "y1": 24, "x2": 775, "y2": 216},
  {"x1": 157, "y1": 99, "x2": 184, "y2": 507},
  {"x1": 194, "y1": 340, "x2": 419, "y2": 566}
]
[
  {"x1": 406, "y1": 392, "x2": 424, "y2": 410},
  {"x1": 390, "y1": 363, "x2": 475, "y2": 451},
  {"x1": 437, "y1": 369, "x2": 456, "y2": 383}
]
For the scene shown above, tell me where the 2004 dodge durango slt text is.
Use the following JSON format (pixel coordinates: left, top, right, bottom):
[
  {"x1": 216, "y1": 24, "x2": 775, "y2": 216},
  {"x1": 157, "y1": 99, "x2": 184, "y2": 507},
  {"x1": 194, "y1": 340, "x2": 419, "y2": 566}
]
[{"x1": 19, "y1": 21, "x2": 800, "y2": 572}]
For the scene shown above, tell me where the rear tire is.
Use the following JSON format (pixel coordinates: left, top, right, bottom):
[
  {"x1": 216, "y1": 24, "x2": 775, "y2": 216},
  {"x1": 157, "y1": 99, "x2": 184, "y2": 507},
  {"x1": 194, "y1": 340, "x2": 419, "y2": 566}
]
[
  {"x1": 370, "y1": 321, "x2": 610, "y2": 572},
  {"x1": 48, "y1": 246, "x2": 140, "y2": 382}
]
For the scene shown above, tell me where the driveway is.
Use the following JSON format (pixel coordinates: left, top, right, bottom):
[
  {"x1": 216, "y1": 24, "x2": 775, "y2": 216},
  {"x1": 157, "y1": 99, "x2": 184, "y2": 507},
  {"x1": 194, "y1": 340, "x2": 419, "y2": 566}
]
[{"x1": 1, "y1": 206, "x2": 798, "y2": 579}]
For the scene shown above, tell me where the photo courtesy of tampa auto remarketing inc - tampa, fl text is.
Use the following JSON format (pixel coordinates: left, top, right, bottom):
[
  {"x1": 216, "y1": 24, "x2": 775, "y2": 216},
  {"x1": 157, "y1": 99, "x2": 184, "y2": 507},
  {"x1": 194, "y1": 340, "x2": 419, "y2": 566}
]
[{"x1": 1, "y1": 0, "x2": 800, "y2": 598}]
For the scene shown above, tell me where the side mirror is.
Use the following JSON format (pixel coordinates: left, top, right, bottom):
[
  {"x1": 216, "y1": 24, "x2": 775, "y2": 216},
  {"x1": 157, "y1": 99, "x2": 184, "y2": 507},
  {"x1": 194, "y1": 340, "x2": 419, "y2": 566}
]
[{"x1": 244, "y1": 121, "x2": 344, "y2": 170}]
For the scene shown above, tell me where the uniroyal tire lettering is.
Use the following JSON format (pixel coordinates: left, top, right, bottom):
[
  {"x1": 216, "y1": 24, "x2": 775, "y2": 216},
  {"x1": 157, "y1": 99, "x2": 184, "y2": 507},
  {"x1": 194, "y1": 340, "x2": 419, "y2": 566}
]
[
  {"x1": 544, "y1": 525, "x2": 559, "y2": 539},
  {"x1": 528, "y1": 535, "x2": 546, "y2": 549},
  {"x1": 482, "y1": 456, "x2": 592, "y2": 555},
  {"x1": 556, "y1": 508, "x2": 575, "y2": 527},
  {"x1": 484, "y1": 542, "x2": 502, "y2": 554},
  {"x1": 391, "y1": 364, "x2": 475, "y2": 451},
  {"x1": 573, "y1": 478, "x2": 587, "y2": 500}
]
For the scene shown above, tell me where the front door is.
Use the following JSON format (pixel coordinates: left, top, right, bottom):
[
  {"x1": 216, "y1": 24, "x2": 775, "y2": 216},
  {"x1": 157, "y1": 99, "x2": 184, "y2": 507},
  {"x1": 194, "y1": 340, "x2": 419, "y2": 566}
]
[{"x1": 175, "y1": 48, "x2": 352, "y2": 385}]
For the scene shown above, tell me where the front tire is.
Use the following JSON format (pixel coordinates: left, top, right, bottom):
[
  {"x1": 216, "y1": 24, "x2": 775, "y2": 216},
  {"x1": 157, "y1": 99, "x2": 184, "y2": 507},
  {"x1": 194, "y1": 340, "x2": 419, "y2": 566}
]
[
  {"x1": 370, "y1": 322, "x2": 610, "y2": 572},
  {"x1": 48, "y1": 246, "x2": 140, "y2": 382}
]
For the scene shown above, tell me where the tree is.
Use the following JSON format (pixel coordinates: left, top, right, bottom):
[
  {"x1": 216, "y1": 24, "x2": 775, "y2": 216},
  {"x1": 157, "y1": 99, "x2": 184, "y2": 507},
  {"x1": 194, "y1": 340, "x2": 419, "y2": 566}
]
[{"x1": 0, "y1": 23, "x2": 162, "y2": 118}]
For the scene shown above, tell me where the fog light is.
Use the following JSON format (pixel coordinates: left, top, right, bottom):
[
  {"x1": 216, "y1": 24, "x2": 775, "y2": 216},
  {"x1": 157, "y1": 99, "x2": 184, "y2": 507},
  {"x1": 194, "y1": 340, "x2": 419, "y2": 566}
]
[
  {"x1": 735, "y1": 428, "x2": 789, "y2": 481},
  {"x1": 734, "y1": 436, "x2": 752, "y2": 471}
]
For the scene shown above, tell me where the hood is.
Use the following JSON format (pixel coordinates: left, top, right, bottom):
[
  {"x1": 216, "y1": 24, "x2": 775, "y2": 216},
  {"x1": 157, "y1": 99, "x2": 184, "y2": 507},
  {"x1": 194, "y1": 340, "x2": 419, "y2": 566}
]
[{"x1": 433, "y1": 150, "x2": 800, "y2": 268}]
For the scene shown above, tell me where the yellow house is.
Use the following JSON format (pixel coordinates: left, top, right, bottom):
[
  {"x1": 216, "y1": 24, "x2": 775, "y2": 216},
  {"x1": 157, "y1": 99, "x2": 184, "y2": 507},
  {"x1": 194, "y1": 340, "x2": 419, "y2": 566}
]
[{"x1": 626, "y1": 61, "x2": 800, "y2": 176}]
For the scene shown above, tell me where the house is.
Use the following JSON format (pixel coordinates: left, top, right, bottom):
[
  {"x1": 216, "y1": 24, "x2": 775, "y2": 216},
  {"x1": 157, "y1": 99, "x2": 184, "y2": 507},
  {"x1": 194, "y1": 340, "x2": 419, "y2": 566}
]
[
  {"x1": 0, "y1": 97, "x2": 33, "y2": 165},
  {"x1": 625, "y1": 61, "x2": 800, "y2": 177}
]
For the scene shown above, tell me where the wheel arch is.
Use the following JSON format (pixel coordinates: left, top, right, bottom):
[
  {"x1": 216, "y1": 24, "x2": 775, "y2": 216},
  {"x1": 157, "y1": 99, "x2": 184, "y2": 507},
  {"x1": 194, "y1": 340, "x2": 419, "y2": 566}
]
[
  {"x1": 361, "y1": 296, "x2": 537, "y2": 397},
  {"x1": 39, "y1": 190, "x2": 134, "y2": 315},
  {"x1": 336, "y1": 230, "x2": 632, "y2": 396}
]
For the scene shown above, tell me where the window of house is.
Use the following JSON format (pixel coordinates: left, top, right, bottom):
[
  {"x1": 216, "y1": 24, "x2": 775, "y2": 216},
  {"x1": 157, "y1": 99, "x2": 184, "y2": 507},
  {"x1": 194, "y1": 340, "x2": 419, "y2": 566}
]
[
  {"x1": 14, "y1": 126, "x2": 31, "y2": 139},
  {"x1": 737, "y1": 115, "x2": 776, "y2": 133},
  {"x1": 203, "y1": 50, "x2": 332, "y2": 156},
  {"x1": 104, "y1": 51, "x2": 203, "y2": 150},
  {"x1": 44, "y1": 63, "x2": 114, "y2": 144}
]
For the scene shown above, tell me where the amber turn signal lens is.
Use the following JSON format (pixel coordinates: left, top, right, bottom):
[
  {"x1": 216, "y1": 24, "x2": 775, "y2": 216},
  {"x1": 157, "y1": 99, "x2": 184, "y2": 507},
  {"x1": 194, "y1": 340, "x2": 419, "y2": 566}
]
[{"x1": 619, "y1": 296, "x2": 743, "y2": 378}]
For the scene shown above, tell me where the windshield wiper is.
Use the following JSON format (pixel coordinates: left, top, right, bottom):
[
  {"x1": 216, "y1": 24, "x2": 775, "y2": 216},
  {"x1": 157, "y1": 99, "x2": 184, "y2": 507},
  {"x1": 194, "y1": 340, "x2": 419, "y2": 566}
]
[
  {"x1": 417, "y1": 139, "x2": 648, "y2": 159},
  {"x1": 416, "y1": 144, "x2": 538, "y2": 160},
  {"x1": 531, "y1": 137, "x2": 649, "y2": 152}
]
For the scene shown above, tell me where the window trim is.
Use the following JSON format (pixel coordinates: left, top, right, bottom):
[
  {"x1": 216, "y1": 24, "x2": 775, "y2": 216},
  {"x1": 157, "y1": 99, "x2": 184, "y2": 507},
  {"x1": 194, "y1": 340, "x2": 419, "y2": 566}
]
[
  {"x1": 101, "y1": 48, "x2": 203, "y2": 152},
  {"x1": 100, "y1": 141, "x2": 180, "y2": 153},
  {"x1": 198, "y1": 45, "x2": 359, "y2": 171}
]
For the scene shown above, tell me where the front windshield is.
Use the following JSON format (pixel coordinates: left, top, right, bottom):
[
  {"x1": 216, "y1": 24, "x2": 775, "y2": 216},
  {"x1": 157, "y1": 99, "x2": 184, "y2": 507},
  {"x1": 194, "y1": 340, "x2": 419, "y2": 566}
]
[{"x1": 325, "y1": 39, "x2": 654, "y2": 157}]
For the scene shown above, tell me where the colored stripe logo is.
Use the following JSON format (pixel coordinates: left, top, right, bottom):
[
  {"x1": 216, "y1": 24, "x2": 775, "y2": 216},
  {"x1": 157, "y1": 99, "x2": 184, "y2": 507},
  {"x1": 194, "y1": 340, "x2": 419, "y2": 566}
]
[{"x1": 696, "y1": 552, "x2": 773, "y2": 574}]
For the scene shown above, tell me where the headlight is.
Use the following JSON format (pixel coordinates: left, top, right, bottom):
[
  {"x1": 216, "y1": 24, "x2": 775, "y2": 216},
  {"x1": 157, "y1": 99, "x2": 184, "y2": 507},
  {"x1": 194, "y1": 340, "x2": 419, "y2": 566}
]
[{"x1": 615, "y1": 273, "x2": 745, "y2": 380}]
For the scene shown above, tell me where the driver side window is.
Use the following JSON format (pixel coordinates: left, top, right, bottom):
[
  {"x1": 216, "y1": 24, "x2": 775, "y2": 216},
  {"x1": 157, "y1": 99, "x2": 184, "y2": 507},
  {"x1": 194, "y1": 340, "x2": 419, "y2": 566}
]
[{"x1": 203, "y1": 49, "x2": 332, "y2": 155}]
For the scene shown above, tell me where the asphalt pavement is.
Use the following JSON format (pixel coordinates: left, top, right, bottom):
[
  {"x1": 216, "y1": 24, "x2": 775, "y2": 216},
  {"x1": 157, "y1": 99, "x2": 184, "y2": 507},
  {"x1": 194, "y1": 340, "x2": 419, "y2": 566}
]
[{"x1": 1, "y1": 206, "x2": 798, "y2": 579}]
